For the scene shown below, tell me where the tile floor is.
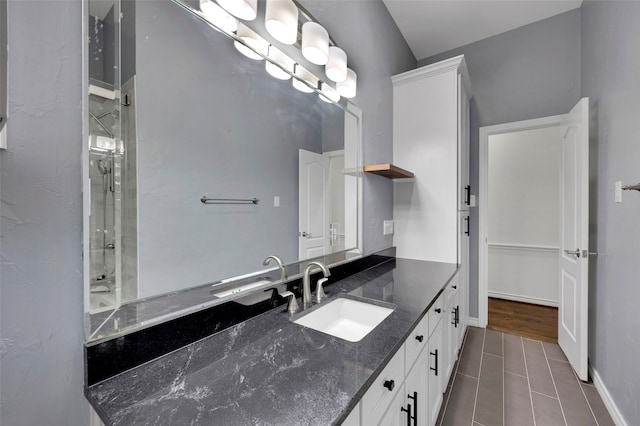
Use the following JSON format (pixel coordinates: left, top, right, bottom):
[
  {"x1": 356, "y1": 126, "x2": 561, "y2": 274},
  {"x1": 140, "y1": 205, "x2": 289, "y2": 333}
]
[{"x1": 437, "y1": 327, "x2": 615, "y2": 426}]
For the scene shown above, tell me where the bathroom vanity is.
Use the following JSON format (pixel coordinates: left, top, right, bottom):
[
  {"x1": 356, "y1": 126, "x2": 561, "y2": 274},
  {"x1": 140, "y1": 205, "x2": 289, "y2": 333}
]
[{"x1": 85, "y1": 256, "x2": 466, "y2": 425}]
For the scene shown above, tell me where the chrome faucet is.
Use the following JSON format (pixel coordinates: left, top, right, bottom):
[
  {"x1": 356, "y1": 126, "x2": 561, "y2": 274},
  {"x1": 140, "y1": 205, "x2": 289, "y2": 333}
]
[
  {"x1": 263, "y1": 255, "x2": 288, "y2": 282},
  {"x1": 302, "y1": 261, "x2": 331, "y2": 309}
]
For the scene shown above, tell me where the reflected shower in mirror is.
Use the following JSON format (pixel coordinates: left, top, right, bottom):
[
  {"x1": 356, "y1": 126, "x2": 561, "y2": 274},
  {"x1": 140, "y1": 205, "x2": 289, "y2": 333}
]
[{"x1": 84, "y1": 0, "x2": 362, "y2": 334}]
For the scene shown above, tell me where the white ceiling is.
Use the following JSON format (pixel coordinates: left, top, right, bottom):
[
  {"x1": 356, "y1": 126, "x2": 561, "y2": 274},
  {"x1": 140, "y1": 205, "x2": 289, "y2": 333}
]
[{"x1": 382, "y1": 0, "x2": 583, "y2": 61}]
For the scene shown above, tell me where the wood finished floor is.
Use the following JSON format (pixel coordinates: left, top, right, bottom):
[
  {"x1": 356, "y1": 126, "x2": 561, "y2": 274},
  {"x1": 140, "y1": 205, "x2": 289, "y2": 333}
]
[
  {"x1": 437, "y1": 327, "x2": 615, "y2": 426},
  {"x1": 487, "y1": 298, "x2": 558, "y2": 343}
]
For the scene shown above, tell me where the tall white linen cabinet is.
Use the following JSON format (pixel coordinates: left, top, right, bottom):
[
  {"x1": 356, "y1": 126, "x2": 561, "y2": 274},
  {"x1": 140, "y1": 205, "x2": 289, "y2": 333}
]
[{"x1": 392, "y1": 55, "x2": 472, "y2": 328}]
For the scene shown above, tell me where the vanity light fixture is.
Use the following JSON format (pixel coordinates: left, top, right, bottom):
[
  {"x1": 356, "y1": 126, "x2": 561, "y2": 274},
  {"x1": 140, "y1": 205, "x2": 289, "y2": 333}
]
[
  {"x1": 318, "y1": 82, "x2": 340, "y2": 103},
  {"x1": 265, "y1": 0, "x2": 299, "y2": 45},
  {"x1": 301, "y1": 22, "x2": 329, "y2": 65},
  {"x1": 325, "y1": 46, "x2": 347, "y2": 82},
  {"x1": 292, "y1": 64, "x2": 318, "y2": 93},
  {"x1": 336, "y1": 68, "x2": 357, "y2": 98},
  {"x1": 199, "y1": 0, "x2": 238, "y2": 33},
  {"x1": 234, "y1": 24, "x2": 268, "y2": 60},
  {"x1": 265, "y1": 46, "x2": 294, "y2": 80},
  {"x1": 216, "y1": 0, "x2": 257, "y2": 21}
]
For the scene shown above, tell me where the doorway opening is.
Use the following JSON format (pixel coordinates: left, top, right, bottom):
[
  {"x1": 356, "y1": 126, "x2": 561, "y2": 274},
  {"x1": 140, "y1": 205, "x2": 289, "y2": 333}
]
[{"x1": 482, "y1": 122, "x2": 564, "y2": 341}]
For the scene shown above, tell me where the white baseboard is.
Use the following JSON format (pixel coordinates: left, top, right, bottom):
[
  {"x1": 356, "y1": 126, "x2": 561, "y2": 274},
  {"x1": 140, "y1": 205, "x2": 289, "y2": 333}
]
[
  {"x1": 589, "y1": 365, "x2": 628, "y2": 426},
  {"x1": 488, "y1": 291, "x2": 558, "y2": 307},
  {"x1": 466, "y1": 317, "x2": 480, "y2": 328}
]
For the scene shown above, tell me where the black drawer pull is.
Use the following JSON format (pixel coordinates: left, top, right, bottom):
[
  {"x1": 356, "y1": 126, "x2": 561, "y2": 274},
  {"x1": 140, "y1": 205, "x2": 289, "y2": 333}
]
[
  {"x1": 415, "y1": 335, "x2": 424, "y2": 342},
  {"x1": 464, "y1": 216, "x2": 470, "y2": 236},
  {"x1": 430, "y1": 349, "x2": 439, "y2": 376},
  {"x1": 401, "y1": 404, "x2": 413, "y2": 425},
  {"x1": 408, "y1": 391, "x2": 418, "y2": 425},
  {"x1": 383, "y1": 379, "x2": 395, "y2": 391},
  {"x1": 465, "y1": 185, "x2": 471, "y2": 205}
]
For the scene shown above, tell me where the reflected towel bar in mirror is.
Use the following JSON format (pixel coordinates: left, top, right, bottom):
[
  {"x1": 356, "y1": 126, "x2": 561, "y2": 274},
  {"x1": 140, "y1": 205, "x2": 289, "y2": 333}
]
[{"x1": 200, "y1": 196, "x2": 259, "y2": 204}]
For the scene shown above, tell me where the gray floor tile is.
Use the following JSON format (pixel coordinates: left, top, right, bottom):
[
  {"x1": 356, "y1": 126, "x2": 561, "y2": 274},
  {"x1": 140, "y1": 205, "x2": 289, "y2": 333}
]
[
  {"x1": 523, "y1": 338, "x2": 557, "y2": 398},
  {"x1": 580, "y1": 383, "x2": 615, "y2": 426},
  {"x1": 548, "y1": 359, "x2": 596, "y2": 426},
  {"x1": 457, "y1": 327, "x2": 485, "y2": 378},
  {"x1": 483, "y1": 329, "x2": 503, "y2": 357},
  {"x1": 441, "y1": 373, "x2": 478, "y2": 426},
  {"x1": 532, "y1": 391, "x2": 566, "y2": 425},
  {"x1": 474, "y1": 353, "x2": 503, "y2": 426},
  {"x1": 504, "y1": 333, "x2": 527, "y2": 377},
  {"x1": 543, "y1": 341, "x2": 569, "y2": 363},
  {"x1": 504, "y1": 372, "x2": 534, "y2": 426}
]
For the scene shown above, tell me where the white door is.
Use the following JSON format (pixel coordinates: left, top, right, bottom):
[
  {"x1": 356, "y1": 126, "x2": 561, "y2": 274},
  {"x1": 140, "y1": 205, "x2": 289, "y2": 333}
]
[
  {"x1": 299, "y1": 149, "x2": 330, "y2": 259},
  {"x1": 558, "y1": 98, "x2": 589, "y2": 381}
]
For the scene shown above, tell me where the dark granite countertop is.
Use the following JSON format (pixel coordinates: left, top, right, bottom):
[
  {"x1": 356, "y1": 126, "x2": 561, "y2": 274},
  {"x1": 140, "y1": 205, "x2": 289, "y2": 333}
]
[{"x1": 85, "y1": 258, "x2": 458, "y2": 425}]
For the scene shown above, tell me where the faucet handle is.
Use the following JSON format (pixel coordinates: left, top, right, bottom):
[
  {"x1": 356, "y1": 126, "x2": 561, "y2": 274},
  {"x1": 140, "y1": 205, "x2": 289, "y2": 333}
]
[
  {"x1": 316, "y1": 278, "x2": 329, "y2": 303},
  {"x1": 281, "y1": 291, "x2": 299, "y2": 313}
]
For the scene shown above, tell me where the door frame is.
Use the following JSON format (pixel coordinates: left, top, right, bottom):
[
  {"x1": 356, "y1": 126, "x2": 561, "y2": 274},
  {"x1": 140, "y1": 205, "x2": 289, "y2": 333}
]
[{"x1": 478, "y1": 113, "x2": 567, "y2": 327}]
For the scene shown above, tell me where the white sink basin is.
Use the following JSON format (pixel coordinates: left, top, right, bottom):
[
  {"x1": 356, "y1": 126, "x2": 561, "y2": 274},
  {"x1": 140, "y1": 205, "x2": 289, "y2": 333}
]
[{"x1": 293, "y1": 297, "x2": 395, "y2": 342}]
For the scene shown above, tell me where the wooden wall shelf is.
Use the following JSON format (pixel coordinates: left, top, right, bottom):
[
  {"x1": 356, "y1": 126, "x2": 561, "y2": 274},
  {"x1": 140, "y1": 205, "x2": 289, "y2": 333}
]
[{"x1": 363, "y1": 163, "x2": 415, "y2": 179}]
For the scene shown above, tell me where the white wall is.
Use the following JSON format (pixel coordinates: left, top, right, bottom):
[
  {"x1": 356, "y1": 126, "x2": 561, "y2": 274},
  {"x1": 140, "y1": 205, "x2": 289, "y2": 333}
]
[{"x1": 487, "y1": 126, "x2": 562, "y2": 305}]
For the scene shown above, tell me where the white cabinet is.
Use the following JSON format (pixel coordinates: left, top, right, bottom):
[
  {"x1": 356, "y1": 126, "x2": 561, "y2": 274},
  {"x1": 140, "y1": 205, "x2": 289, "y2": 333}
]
[
  {"x1": 361, "y1": 346, "x2": 405, "y2": 425},
  {"x1": 427, "y1": 318, "x2": 444, "y2": 426},
  {"x1": 392, "y1": 55, "x2": 472, "y2": 266},
  {"x1": 404, "y1": 344, "x2": 429, "y2": 426}
]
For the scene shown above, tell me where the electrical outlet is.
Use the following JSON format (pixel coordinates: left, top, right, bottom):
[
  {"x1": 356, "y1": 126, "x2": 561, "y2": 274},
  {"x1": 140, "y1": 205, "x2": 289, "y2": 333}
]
[
  {"x1": 274, "y1": 196, "x2": 280, "y2": 207},
  {"x1": 470, "y1": 195, "x2": 476, "y2": 207},
  {"x1": 383, "y1": 220, "x2": 394, "y2": 235},
  {"x1": 615, "y1": 181, "x2": 622, "y2": 203}
]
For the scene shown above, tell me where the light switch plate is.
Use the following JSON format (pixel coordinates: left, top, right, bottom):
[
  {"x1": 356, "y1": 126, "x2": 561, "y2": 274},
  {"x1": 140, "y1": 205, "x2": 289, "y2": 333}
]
[
  {"x1": 469, "y1": 195, "x2": 477, "y2": 207},
  {"x1": 383, "y1": 220, "x2": 394, "y2": 235},
  {"x1": 615, "y1": 181, "x2": 622, "y2": 203},
  {"x1": 274, "y1": 196, "x2": 280, "y2": 207}
]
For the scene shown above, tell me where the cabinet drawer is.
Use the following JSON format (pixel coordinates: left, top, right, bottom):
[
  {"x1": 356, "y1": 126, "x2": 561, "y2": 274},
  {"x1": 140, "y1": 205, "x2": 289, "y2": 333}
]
[
  {"x1": 361, "y1": 346, "x2": 405, "y2": 425},
  {"x1": 405, "y1": 313, "x2": 428, "y2": 372},
  {"x1": 428, "y1": 296, "x2": 444, "y2": 337}
]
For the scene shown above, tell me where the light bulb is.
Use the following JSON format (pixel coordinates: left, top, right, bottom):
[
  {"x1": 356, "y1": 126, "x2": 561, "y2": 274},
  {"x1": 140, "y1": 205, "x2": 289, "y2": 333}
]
[
  {"x1": 199, "y1": 0, "x2": 238, "y2": 33},
  {"x1": 265, "y1": 47, "x2": 293, "y2": 80},
  {"x1": 292, "y1": 65, "x2": 318, "y2": 93},
  {"x1": 234, "y1": 25, "x2": 268, "y2": 60},
  {"x1": 216, "y1": 0, "x2": 257, "y2": 21},
  {"x1": 326, "y1": 46, "x2": 347, "y2": 83},
  {"x1": 336, "y1": 68, "x2": 357, "y2": 98},
  {"x1": 319, "y1": 82, "x2": 340, "y2": 103},
  {"x1": 301, "y1": 22, "x2": 329, "y2": 65},
  {"x1": 265, "y1": 0, "x2": 299, "y2": 45}
]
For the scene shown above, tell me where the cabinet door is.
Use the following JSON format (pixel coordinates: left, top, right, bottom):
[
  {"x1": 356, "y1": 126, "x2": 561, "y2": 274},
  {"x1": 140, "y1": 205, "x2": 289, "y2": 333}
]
[
  {"x1": 457, "y1": 211, "x2": 469, "y2": 334},
  {"x1": 405, "y1": 348, "x2": 429, "y2": 426},
  {"x1": 457, "y1": 73, "x2": 471, "y2": 211},
  {"x1": 378, "y1": 382, "x2": 408, "y2": 426},
  {"x1": 361, "y1": 346, "x2": 405, "y2": 425},
  {"x1": 427, "y1": 321, "x2": 444, "y2": 425}
]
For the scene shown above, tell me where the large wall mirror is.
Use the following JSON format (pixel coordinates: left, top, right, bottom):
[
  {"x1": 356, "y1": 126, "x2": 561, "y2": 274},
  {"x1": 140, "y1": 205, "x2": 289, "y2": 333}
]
[{"x1": 84, "y1": 0, "x2": 363, "y2": 341}]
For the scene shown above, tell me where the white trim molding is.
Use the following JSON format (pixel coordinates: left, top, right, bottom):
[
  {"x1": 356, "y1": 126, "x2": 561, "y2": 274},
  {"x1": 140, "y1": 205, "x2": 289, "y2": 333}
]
[
  {"x1": 478, "y1": 113, "x2": 567, "y2": 327},
  {"x1": 487, "y1": 242, "x2": 559, "y2": 253},
  {"x1": 466, "y1": 317, "x2": 480, "y2": 328},
  {"x1": 589, "y1": 365, "x2": 628, "y2": 426},
  {"x1": 391, "y1": 55, "x2": 472, "y2": 96},
  {"x1": 488, "y1": 291, "x2": 558, "y2": 307}
]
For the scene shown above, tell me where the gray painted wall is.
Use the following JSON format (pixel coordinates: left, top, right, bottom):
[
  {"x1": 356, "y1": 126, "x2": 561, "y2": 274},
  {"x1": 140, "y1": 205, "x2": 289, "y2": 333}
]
[
  {"x1": 581, "y1": 1, "x2": 640, "y2": 421},
  {"x1": 0, "y1": 1, "x2": 89, "y2": 426},
  {"x1": 418, "y1": 9, "x2": 582, "y2": 317},
  {"x1": 0, "y1": 1, "x2": 413, "y2": 424}
]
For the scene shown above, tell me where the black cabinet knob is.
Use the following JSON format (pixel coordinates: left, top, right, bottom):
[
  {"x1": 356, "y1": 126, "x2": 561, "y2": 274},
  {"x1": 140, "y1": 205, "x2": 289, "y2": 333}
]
[
  {"x1": 435, "y1": 308, "x2": 442, "y2": 314},
  {"x1": 383, "y1": 379, "x2": 395, "y2": 391},
  {"x1": 452, "y1": 285, "x2": 457, "y2": 289},
  {"x1": 415, "y1": 335, "x2": 424, "y2": 342}
]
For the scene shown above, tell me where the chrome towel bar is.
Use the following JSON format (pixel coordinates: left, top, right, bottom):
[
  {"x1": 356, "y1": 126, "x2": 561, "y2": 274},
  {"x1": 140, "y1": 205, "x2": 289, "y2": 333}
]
[
  {"x1": 622, "y1": 183, "x2": 640, "y2": 191},
  {"x1": 200, "y1": 196, "x2": 259, "y2": 204}
]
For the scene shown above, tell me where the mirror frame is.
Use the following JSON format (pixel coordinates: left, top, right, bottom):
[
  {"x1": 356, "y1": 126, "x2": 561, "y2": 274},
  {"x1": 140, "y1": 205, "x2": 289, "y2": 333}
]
[{"x1": 82, "y1": 0, "x2": 364, "y2": 343}]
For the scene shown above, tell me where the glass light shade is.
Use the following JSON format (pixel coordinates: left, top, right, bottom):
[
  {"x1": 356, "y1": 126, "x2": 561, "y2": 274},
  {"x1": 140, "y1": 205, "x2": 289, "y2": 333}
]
[
  {"x1": 234, "y1": 25, "x2": 268, "y2": 60},
  {"x1": 265, "y1": 0, "x2": 299, "y2": 45},
  {"x1": 265, "y1": 47, "x2": 294, "y2": 80},
  {"x1": 292, "y1": 65, "x2": 318, "y2": 93},
  {"x1": 216, "y1": 0, "x2": 257, "y2": 21},
  {"x1": 336, "y1": 68, "x2": 357, "y2": 98},
  {"x1": 325, "y1": 46, "x2": 347, "y2": 82},
  {"x1": 301, "y1": 22, "x2": 329, "y2": 65},
  {"x1": 319, "y1": 82, "x2": 340, "y2": 103},
  {"x1": 199, "y1": 0, "x2": 238, "y2": 33}
]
